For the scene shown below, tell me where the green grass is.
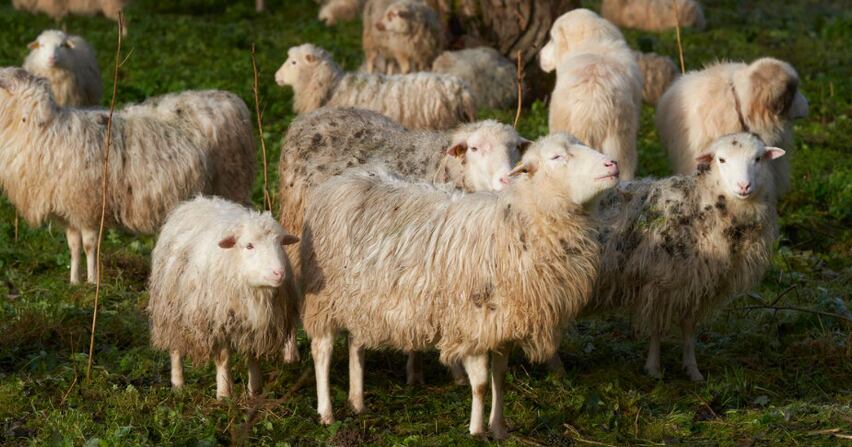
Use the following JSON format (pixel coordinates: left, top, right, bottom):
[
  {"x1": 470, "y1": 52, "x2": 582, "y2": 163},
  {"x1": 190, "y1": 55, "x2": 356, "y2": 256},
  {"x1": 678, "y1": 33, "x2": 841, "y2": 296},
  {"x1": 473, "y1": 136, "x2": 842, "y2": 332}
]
[{"x1": 0, "y1": 0, "x2": 850, "y2": 445}]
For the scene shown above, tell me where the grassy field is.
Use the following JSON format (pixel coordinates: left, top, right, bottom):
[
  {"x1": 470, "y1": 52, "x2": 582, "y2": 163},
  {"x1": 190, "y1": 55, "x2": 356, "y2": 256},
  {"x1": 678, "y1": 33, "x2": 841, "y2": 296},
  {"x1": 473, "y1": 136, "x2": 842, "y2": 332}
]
[{"x1": 0, "y1": 0, "x2": 849, "y2": 445}]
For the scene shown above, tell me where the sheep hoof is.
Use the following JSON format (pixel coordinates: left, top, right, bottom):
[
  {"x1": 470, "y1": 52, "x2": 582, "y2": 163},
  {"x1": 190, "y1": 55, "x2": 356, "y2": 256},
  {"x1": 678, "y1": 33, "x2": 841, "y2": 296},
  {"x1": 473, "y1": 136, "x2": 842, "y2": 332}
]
[
  {"x1": 490, "y1": 423, "x2": 508, "y2": 440},
  {"x1": 348, "y1": 398, "x2": 365, "y2": 414},
  {"x1": 319, "y1": 412, "x2": 335, "y2": 425},
  {"x1": 685, "y1": 367, "x2": 705, "y2": 382},
  {"x1": 282, "y1": 346, "x2": 300, "y2": 364},
  {"x1": 643, "y1": 366, "x2": 663, "y2": 379},
  {"x1": 406, "y1": 373, "x2": 425, "y2": 387}
]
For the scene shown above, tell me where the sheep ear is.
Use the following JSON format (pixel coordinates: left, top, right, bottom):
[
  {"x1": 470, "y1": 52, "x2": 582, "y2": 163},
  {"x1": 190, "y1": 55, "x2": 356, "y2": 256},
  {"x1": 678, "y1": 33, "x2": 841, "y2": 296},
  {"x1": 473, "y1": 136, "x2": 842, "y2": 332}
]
[
  {"x1": 748, "y1": 61, "x2": 798, "y2": 118},
  {"x1": 27, "y1": 41, "x2": 39, "y2": 50},
  {"x1": 762, "y1": 147, "x2": 785, "y2": 160},
  {"x1": 518, "y1": 139, "x2": 532, "y2": 155},
  {"x1": 65, "y1": 39, "x2": 76, "y2": 49},
  {"x1": 304, "y1": 53, "x2": 317, "y2": 64},
  {"x1": 447, "y1": 142, "x2": 468, "y2": 158},
  {"x1": 507, "y1": 161, "x2": 537, "y2": 178},
  {"x1": 218, "y1": 235, "x2": 237, "y2": 249},
  {"x1": 397, "y1": 10, "x2": 411, "y2": 19},
  {"x1": 695, "y1": 153, "x2": 714, "y2": 164},
  {"x1": 282, "y1": 234, "x2": 300, "y2": 245}
]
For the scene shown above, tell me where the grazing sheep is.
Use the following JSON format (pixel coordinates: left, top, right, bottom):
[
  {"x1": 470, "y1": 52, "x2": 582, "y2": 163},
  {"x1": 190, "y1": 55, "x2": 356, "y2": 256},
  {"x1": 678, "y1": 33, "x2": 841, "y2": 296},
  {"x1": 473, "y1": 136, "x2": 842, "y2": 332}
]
[
  {"x1": 633, "y1": 50, "x2": 678, "y2": 104},
  {"x1": 374, "y1": 0, "x2": 444, "y2": 74},
  {"x1": 148, "y1": 196, "x2": 300, "y2": 399},
  {"x1": 275, "y1": 44, "x2": 475, "y2": 130},
  {"x1": 656, "y1": 58, "x2": 808, "y2": 195},
  {"x1": 362, "y1": 0, "x2": 398, "y2": 74},
  {"x1": 432, "y1": 47, "x2": 518, "y2": 110},
  {"x1": 278, "y1": 107, "x2": 528, "y2": 373},
  {"x1": 584, "y1": 133, "x2": 783, "y2": 382},
  {"x1": 540, "y1": 9, "x2": 643, "y2": 180},
  {"x1": 12, "y1": 0, "x2": 130, "y2": 29},
  {"x1": 601, "y1": 0, "x2": 706, "y2": 32},
  {"x1": 0, "y1": 67, "x2": 255, "y2": 284},
  {"x1": 23, "y1": 30, "x2": 102, "y2": 108},
  {"x1": 300, "y1": 134, "x2": 620, "y2": 437},
  {"x1": 318, "y1": 0, "x2": 365, "y2": 25}
]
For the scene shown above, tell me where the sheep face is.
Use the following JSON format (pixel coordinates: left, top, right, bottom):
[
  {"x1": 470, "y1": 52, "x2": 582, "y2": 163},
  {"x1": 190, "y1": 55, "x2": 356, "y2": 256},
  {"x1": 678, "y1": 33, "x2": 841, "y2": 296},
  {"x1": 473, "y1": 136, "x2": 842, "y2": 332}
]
[
  {"x1": 447, "y1": 122, "x2": 530, "y2": 192},
  {"x1": 217, "y1": 217, "x2": 299, "y2": 289},
  {"x1": 0, "y1": 67, "x2": 55, "y2": 129},
  {"x1": 539, "y1": 8, "x2": 624, "y2": 72},
  {"x1": 742, "y1": 58, "x2": 809, "y2": 124},
  {"x1": 26, "y1": 30, "x2": 76, "y2": 71},
  {"x1": 275, "y1": 44, "x2": 326, "y2": 87},
  {"x1": 510, "y1": 134, "x2": 620, "y2": 206},
  {"x1": 375, "y1": 0, "x2": 415, "y2": 34},
  {"x1": 696, "y1": 133, "x2": 785, "y2": 200}
]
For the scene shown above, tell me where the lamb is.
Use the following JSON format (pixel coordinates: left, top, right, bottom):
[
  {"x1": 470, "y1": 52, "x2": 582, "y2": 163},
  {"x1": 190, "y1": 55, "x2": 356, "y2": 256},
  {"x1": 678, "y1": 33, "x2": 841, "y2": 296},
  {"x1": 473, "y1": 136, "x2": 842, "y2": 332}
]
[
  {"x1": 12, "y1": 0, "x2": 130, "y2": 30},
  {"x1": 23, "y1": 30, "x2": 102, "y2": 108},
  {"x1": 147, "y1": 196, "x2": 300, "y2": 399},
  {"x1": 633, "y1": 50, "x2": 678, "y2": 104},
  {"x1": 275, "y1": 44, "x2": 475, "y2": 130},
  {"x1": 374, "y1": 0, "x2": 444, "y2": 74},
  {"x1": 581, "y1": 133, "x2": 783, "y2": 382},
  {"x1": 318, "y1": 0, "x2": 365, "y2": 25},
  {"x1": 432, "y1": 47, "x2": 518, "y2": 110},
  {"x1": 277, "y1": 107, "x2": 529, "y2": 371},
  {"x1": 656, "y1": 58, "x2": 808, "y2": 196},
  {"x1": 601, "y1": 0, "x2": 706, "y2": 32},
  {"x1": 299, "y1": 133, "x2": 620, "y2": 437},
  {"x1": 0, "y1": 67, "x2": 255, "y2": 284},
  {"x1": 539, "y1": 9, "x2": 643, "y2": 180}
]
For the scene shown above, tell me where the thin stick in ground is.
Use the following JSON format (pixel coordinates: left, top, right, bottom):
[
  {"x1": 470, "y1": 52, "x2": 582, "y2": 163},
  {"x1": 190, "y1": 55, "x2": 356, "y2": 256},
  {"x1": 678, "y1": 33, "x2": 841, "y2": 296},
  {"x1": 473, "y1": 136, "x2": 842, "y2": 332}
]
[
  {"x1": 86, "y1": 12, "x2": 124, "y2": 382},
  {"x1": 513, "y1": 50, "x2": 524, "y2": 129},
  {"x1": 251, "y1": 44, "x2": 273, "y2": 212},
  {"x1": 673, "y1": 0, "x2": 686, "y2": 74}
]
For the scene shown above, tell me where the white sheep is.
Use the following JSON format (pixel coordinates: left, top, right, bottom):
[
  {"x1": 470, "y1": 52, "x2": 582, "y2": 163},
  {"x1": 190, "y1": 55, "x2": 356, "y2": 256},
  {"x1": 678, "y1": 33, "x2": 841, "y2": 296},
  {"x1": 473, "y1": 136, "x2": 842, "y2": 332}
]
[
  {"x1": 275, "y1": 44, "x2": 475, "y2": 130},
  {"x1": 374, "y1": 0, "x2": 444, "y2": 74},
  {"x1": 319, "y1": 0, "x2": 365, "y2": 25},
  {"x1": 601, "y1": 0, "x2": 706, "y2": 32},
  {"x1": 576, "y1": 133, "x2": 783, "y2": 382},
  {"x1": 362, "y1": 0, "x2": 398, "y2": 74},
  {"x1": 12, "y1": 0, "x2": 130, "y2": 32},
  {"x1": 148, "y1": 196, "x2": 300, "y2": 399},
  {"x1": 432, "y1": 47, "x2": 518, "y2": 110},
  {"x1": 299, "y1": 133, "x2": 620, "y2": 438},
  {"x1": 656, "y1": 58, "x2": 808, "y2": 196},
  {"x1": 540, "y1": 9, "x2": 643, "y2": 180},
  {"x1": 633, "y1": 50, "x2": 679, "y2": 105},
  {"x1": 0, "y1": 67, "x2": 255, "y2": 284},
  {"x1": 23, "y1": 30, "x2": 102, "y2": 108}
]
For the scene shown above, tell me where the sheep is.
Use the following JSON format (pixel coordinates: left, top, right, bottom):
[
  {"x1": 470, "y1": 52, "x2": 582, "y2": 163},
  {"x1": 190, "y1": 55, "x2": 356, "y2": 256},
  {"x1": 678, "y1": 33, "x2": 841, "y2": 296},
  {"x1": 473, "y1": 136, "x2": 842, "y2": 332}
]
[
  {"x1": 0, "y1": 67, "x2": 255, "y2": 285},
  {"x1": 275, "y1": 44, "x2": 475, "y2": 130},
  {"x1": 23, "y1": 30, "x2": 102, "y2": 108},
  {"x1": 362, "y1": 0, "x2": 398, "y2": 74},
  {"x1": 374, "y1": 0, "x2": 444, "y2": 74},
  {"x1": 12, "y1": 0, "x2": 130, "y2": 31},
  {"x1": 601, "y1": 0, "x2": 706, "y2": 32},
  {"x1": 432, "y1": 47, "x2": 518, "y2": 110},
  {"x1": 277, "y1": 106, "x2": 529, "y2": 373},
  {"x1": 147, "y1": 196, "x2": 300, "y2": 399},
  {"x1": 574, "y1": 133, "x2": 783, "y2": 382},
  {"x1": 633, "y1": 50, "x2": 678, "y2": 105},
  {"x1": 539, "y1": 9, "x2": 643, "y2": 180},
  {"x1": 299, "y1": 133, "x2": 620, "y2": 437},
  {"x1": 656, "y1": 58, "x2": 808, "y2": 196},
  {"x1": 318, "y1": 0, "x2": 365, "y2": 25}
]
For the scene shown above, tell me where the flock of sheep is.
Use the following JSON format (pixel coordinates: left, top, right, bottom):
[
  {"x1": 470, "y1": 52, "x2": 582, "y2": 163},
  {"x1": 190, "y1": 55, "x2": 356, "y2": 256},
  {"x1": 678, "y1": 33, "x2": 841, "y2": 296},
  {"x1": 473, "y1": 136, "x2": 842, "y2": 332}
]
[{"x1": 2, "y1": 0, "x2": 810, "y2": 440}]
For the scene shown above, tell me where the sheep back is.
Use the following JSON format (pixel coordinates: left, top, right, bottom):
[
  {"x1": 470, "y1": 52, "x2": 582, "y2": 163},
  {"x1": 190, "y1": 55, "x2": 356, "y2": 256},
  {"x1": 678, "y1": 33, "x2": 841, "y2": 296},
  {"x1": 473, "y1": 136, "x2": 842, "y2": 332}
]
[{"x1": 432, "y1": 47, "x2": 518, "y2": 109}]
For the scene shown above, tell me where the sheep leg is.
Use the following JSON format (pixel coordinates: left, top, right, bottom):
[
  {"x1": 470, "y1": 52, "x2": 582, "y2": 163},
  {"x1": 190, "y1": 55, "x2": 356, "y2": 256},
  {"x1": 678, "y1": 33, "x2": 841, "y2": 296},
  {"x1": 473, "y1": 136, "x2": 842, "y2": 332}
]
[
  {"x1": 406, "y1": 351, "x2": 424, "y2": 386},
  {"x1": 170, "y1": 350, "x2": 184, "y2": 388},
  {"x1": 681, "y1": 317, "x2": 705, "y2": 382},
  {"x1": 643, "y1": 331, "x2": 663, "y2": 379},
  {"x1": 489, "y1": 350, "x2": 509, "y2": 440},
  {"x1": 282, "y1": 328, "x2": 300, "y2": 363},
  {"x1": 214, "y1": 347, "x2": 232, "y2": 399},
  {"x1": 81, "y1": 227, "x2": 98, "y2": 284},
  {"x1": 463, "y1": 353, "x2": 488, "y2": 436},
  {"x1": 312, "y1": 333, "x2": 335, "y2": 424},
  {"x1": 450, "y1": 361, "x2": 467, "y2": 385},
  {"x1": 348, "y1": 336, "x2": 366, "y2": 414},
  {"x1": 247, "y1": 356, "x2": 262, "y2": 397},
  {"x1": 65, "y1": 227, "x2": 82, "y2": 284},
  {"x1": 546, "y1": 353, "x2": 567, "y2": 376}
]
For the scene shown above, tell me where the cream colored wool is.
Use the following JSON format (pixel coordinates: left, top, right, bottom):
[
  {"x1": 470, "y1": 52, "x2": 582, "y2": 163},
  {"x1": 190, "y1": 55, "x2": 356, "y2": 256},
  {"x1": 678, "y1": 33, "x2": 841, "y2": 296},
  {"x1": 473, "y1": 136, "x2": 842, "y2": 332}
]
[
  {"x1": 540, "y1": 9, "x2": 643, "y2": 180},
  {"x1": 23, "y1": 30, "x2": 102, "y2": 107},
  {"x1": 362, "y1": 0, "x2": 398, "y2": 73},
  {"x1": 432, "y1": 47, "x2": 518, "y2": 110},
  {"x1": 601, "y1": 0, "x2": 705, "y2": 32},
  {"x1": 633, "y1": 50, "x2": 678, "y2": 104},
  {"x1": 375, "y1": 0, "x2": 444, "y2": 73},
  {"x1": 300, "y1": 134, "x2": 619, "y2": 434},
  {"x1": 12, "y1": 0, "x2": 129, "y2": 25},
  {"x1": 0, "y1": 67, "x2": 255, "y2": 284},
  {"x1": 318, "y1": 0, "x2": 364, "y2": 25},
  {"x1": 276, "y1": 44, "x2": 475, "y2": 129},
  {"x1": 656, "y1": 58, "x2": 808, "y2": 195},
  {"x1": 589, "y1": 133, "x2": 781, "y2": 381}
]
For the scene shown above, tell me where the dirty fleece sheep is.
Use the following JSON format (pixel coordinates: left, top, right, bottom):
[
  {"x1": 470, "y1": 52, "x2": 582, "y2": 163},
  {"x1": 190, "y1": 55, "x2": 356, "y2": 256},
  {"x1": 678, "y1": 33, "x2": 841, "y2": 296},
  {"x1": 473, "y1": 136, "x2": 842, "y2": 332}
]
[
  {"x1": 432, "y1": 47, "x2": 518, "y2": 110},
  {"x1": 318, "y1": 0, "x2": 365, "y2": 25},
  {"x1": 278, "y1": 107, "x2": 528, "y2": 371},
  {"x1": 276, "y1": 44, "x2": 475, "y2": 130},
  {"x1": 0, "y1": 67, "x2": 255, "y2": 284},
  {"x1": 148, "y1": 197, "x2": 300, "y2": 399},
  {"x1": 300, "y1": 134, "x2": 620, "y2": 438},
  {"x1": 12, "y1": 0, "x2": 130, "y2": 29},
  {"x1": 588, "y1": 133, "x2": 784, "y2": 382},
  {"x1": 362, "y1": 0, "x2": 397, "y2": 74},
  {"x1": 540, "y1": 9, "x2": 643, "y2": 180},
  {"x1": 23, "y1": 30, "x2": 102, "y2": 107},
  {"x1": 374, "y1": 0, "x2": 444, "y2": 74},
  {"x1": 601, "y1": 0, "x2": 706, "y2": 32},
  {"x1": 656, "y1": 58, "x2": 808, "y2": 195},
  {"x1": 633, "y1": 50, "x2": 678, "y2": 105}
]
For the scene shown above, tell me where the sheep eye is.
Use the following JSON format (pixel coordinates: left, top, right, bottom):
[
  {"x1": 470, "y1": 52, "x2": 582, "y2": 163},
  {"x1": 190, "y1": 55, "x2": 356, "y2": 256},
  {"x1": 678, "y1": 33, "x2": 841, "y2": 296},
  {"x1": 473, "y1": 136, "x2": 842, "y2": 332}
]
[
  {"x1": 62, "y1": 42, "x2": 71, "y2": 48},
  {"x1": 470, "y1": 147, "x2": 478, "y2": 152},
  {"x1": 291, "y1": 60, "x2": 296, "y2": 65},
  {"x1": 246, "y1": 243, "x2": 254, "y2": 250},
  {"x1": 719, "y1": 158, "x2": 726, "y2": 164},
  {"x1": 755, "y1": 156, "x2": 761, "y2": 162}
]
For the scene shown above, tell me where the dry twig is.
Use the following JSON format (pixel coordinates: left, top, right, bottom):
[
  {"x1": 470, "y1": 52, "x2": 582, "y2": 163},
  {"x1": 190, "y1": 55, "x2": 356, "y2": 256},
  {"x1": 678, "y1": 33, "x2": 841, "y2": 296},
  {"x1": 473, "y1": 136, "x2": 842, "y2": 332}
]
[
  {"x1": 513, "y1": 50, "x2": 525, "y2": 128},
  {"x1": 673, "y1": 0, "x2": 686, "y2": 74},
  {"x1": 251, "y1": 44, "x2": 273, "y2": 212}
]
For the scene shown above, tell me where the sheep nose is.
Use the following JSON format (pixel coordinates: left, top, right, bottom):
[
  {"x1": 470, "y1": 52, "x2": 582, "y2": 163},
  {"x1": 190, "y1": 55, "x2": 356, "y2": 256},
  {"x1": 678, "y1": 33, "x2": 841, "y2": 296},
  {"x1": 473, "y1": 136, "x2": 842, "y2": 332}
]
[
  {"x1": 499, "y1": 176, "x2": 510, "y2": 185},
  {"x1": 604, "y1": 160, "x2": 617, "y2": 168},
  {"x1": 375, "y1": 21, "x2": 386, "y2": 31},
  {"x1": 737, "y1": 181, "x2": 751, "y2": 193},
  {"x1": 271, "y1": 269, "x2": 284, "y2": 279}
]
